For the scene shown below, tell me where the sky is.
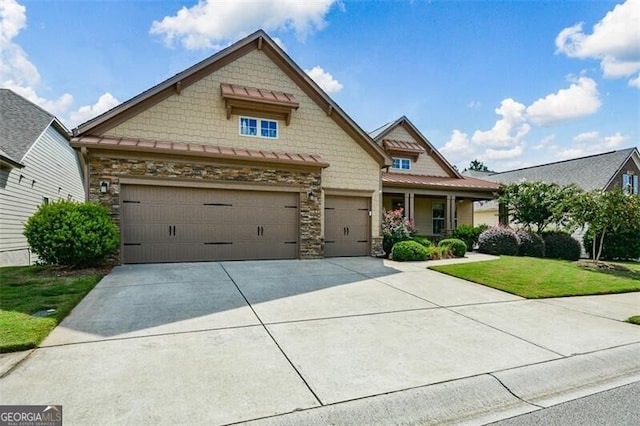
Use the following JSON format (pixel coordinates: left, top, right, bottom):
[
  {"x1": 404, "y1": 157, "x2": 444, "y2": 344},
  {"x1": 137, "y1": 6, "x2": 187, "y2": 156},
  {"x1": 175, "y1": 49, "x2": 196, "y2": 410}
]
[{"x1": 1, "y1": 0, "x2": 638, "y2": 172}]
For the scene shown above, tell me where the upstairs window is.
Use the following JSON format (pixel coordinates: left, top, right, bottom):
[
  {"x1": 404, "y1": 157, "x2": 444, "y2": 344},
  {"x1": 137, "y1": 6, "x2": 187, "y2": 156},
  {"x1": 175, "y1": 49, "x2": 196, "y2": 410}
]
[
  {"x1": 240, "y1": 116, "x2": 278, "y2": 139},
  {"x1": 623, "y1": 173, "x2": 639, "y2": 195},
  {"x1": 392, "y1": 157, "x2": 411, "y2": 170}
]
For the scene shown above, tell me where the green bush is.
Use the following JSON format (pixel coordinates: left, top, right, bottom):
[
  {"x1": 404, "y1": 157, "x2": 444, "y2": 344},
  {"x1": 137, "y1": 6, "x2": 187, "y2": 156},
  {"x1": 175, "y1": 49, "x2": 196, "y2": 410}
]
[
  {"x1": 516, "y1": 230, "x2": 545, "y2": 257},
  {"x1": 413, "y1": 235, "x2": 433, "y2": 247},
  {"x1": 452, "y1": 224, "x2": 487, "y2": 252},
  {"x1": 391, "y1": 240, "x2": 428, "y2": 261},
  {"x1": 583, "y1": 229, "x2": 640, "y2": 260},
  {"x1": 24, "y1": 200, "x2": 119, "y2": 268},
  {"x1": 427, "y1": 245, "x2": 453, "y2": 260},
  {"x1": 438, "y1": 238, "x2": 467, "y2": 257},
  {"x1": 541, "y1": 231, "x2": 581, "y2": 261},
  {"x1": 478, "y1": 226, "x2": 519, "y2": 255}
]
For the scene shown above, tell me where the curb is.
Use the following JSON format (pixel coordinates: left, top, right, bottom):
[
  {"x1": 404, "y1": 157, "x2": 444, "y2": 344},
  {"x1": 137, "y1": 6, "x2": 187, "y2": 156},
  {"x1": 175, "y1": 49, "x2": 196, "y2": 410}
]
[
  {"x1": 0, "y1": 349, "x2": 34, "y2": 378},
  {"x1": 243, "y1": 344, "x2": 640, "y2": 425}
]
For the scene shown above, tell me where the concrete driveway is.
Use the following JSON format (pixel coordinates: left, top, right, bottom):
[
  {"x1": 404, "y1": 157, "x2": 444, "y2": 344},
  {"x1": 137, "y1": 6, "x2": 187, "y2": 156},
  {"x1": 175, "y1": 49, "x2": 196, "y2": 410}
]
[{"x1": 1, "y1": 257, "x2": 639, "y2": 425}]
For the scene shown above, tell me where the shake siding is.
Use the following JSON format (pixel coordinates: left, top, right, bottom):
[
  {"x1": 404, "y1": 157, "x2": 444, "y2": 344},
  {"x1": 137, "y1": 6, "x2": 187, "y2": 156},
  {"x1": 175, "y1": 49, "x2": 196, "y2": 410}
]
[
  {"x1": 104, "y1": 49, "x2": 382, "y2": 237},
  {"x1": 0, "y1": 126, "x2": 84, "y2": 265},
  {"x1": 383, "y1": 127, "x2": 448, "y2": 177}
]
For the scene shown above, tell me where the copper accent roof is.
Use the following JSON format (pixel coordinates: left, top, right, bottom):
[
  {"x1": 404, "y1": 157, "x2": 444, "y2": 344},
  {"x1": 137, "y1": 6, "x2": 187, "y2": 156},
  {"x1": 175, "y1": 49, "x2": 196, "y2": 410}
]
[
  {"x1": 220, "y1": 83, "x2": 299, "y2": 109},
  {"x1": 382, "y1": 139, "x2": 425, "y2": 155},
  {"x1": 383, "y1": 172, "x2": 499, "y2": 191},
  {"x1": 71, "y1": 136, "x2": 328, "y2": 168}
]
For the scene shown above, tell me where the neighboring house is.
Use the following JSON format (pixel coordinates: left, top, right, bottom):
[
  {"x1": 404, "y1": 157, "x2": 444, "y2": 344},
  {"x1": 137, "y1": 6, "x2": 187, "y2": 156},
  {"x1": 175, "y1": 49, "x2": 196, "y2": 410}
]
[
  {"x1": 472, "y1": 147, "x2": 640, "y2": 227},
  {"x1": 71, "y1": 30, "x2": 391, "y2": 264},
  {"x1": 370, "y1": 116, "x2": 498, "y2": 238},
  {"x1": 0, "y1": 89, "x2": 85, "y2": 266}
]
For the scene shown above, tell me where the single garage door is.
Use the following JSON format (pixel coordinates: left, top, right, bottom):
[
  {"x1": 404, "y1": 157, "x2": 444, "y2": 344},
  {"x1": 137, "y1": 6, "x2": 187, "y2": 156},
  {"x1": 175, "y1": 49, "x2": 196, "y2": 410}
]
[
  {"x1": 324, "y1": 195, "x2": 370, "y2": 257},
  {"x1": 121, "y1": 185, "x2": 298, "y2": 263}
]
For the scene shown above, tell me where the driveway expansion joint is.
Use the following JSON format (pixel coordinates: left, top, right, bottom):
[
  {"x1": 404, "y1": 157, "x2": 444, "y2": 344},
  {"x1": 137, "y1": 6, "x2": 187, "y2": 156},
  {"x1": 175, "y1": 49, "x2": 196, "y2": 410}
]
[{"x1": 220, "y1": 263, "x2": 324, "y2": 407}]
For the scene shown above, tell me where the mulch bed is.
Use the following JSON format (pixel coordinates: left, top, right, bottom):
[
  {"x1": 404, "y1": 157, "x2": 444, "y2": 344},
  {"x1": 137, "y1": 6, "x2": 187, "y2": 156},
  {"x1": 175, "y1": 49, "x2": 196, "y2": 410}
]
[{"x1": 575, "y1": 260, "x2": 631, "y2": 272}]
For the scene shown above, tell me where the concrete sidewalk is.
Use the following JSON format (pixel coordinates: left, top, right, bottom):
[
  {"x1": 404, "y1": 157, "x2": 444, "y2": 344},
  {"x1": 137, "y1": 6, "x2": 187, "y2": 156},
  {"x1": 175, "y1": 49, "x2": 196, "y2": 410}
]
[{"x1": 1, "y1": 256, "x2": 638, "y2": 425}]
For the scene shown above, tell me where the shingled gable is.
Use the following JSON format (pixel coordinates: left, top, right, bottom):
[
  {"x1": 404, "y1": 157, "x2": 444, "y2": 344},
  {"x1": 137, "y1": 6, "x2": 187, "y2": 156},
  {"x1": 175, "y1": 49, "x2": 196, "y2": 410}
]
[
  {"x1": 370, "y1": 116, "x2": 461, "y2": 178},
  {"x1": 73, "y1": 29, "x2": 390, "y2": 168}
]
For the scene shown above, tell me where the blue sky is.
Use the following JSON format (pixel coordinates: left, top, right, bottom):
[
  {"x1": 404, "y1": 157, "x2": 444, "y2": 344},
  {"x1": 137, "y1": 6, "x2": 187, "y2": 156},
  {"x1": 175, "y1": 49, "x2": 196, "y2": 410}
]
[{"x1": 1, "y1": 0, "x2": 638, "y2": 171}]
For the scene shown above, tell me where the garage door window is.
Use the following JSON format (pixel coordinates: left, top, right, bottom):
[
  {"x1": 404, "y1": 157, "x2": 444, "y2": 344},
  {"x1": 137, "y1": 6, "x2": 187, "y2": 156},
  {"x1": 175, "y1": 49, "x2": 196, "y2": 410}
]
[{"x1": 240, "y1": 116, "x2": 278, "y2": 139}]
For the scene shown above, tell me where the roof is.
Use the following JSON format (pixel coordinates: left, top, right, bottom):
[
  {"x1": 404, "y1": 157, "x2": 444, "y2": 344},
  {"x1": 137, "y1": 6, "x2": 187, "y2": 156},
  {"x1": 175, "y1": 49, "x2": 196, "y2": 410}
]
[
  {"x1": 369, "y1": 116, "x2": 462, "y2": 179},
  {"x1": 73, "y1": 30, "x2": 390, "y2": 168},
  {"x1": 382, "y1": 139, "x2": 425, "y2": 155},
  {"x1": 383, "y1": 172, "x2": 499, "y2": 192},
  {"x1": 220, "y1": 83, "x2": 299, "y2": 108},
  {"x1": 0, "y1": 147, "x2": 24, "y2": 168},
  {"x1": 487, "y1": 147, "x2": 639, "y2": 191},
  {"x1": 0, "y1": 89, "x2": 69, "y2": 164},
  {"x1": 71, "y1": 136, "x2": 329, "y2": 168}
]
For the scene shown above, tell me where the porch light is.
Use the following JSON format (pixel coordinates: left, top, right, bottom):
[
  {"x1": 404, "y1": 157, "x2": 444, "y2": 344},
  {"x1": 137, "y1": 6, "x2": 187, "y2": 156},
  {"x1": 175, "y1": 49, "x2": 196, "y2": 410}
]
[
  {"x1": 100, "y1": 180, "x2": 110, "y2": 193},
  {"x1": 308, "y1": 191, "x2": 315, "y2": 201}
]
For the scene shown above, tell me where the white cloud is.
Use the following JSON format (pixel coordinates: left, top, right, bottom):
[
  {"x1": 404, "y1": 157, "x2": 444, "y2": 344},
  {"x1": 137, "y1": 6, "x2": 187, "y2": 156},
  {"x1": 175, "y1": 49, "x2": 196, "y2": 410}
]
[
  {"x1": 471, "y1": 98, "x2": 530, "y2": 147},
  {"x1": 572, "y1": 131, "x2": 599, "y2": 143},
  {"x1": 305, "y1": 66, "x2": 343, "y2": 93},
  {"x1": 467, "y1": 100, "x2": 481, "y2": 110},
  {"x1": 548, "y1": 131, "x2": 628, "y2": 160},
  {"x1": 555, "y1": 0, "x2": 640, "y2": 87},
  {"x1": 483, "y1": 144, "x2": 525, "y2": 160},
  {"x1": 525, "y1": 77, "x2": 601, "y2": 126},
  {"x1": 0, "y1": 0, "x2": 119, "y2": 128},
  {"x1": 534, "y1": 134, "x2": 556, "y2": 150},
  {"x1": 68, "y1": 93, "x2": 120, "y2": 127},
  {"x1": 440, "y1": 129, "x2": 473, "y2": 159},
  {"x1": 150, "y1": 0, "x2": 338, "y2": 50}
]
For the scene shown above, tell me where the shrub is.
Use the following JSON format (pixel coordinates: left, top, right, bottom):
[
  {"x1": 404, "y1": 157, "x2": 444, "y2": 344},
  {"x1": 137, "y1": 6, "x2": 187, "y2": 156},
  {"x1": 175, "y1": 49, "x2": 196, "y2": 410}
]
[
  {"x1": 452, "y1": 224, "x2": 488, "y2": 252},
  {"x1": 478, "y1": 226, "x2": 519, "y2": 255},
  {"x1": 516, "y1": 230, "x2": 545, "y2": 258},
  {"x1": 413, "y1": 235, "x2": 433, "y2": 247},
  {"x1": 541, "y1": 231, "x2": 581, "y2": 261},
  {"x1": 427, "y1": 245, "x2": 453, "y2": 260},
  {"x1": 438, "y1": 238, "x2": 467, "y2": 257},
  {"x1": 391, "y1": 240, "x2": 428, "y2": 261},
  {"x1": 382, "y1": 208, "x2": 416, "y2": 257},
  {"x1": 583, "y1": 229, "x2": 640, "y2": 260},
  {"x1": 24, "y1": 200, "x2": 119, "y2": 268}
]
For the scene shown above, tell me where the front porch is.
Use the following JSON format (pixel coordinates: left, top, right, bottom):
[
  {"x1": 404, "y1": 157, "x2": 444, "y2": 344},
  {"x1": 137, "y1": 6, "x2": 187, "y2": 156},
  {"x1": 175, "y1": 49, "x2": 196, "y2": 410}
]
[{"x1": 382, "y1": 173, "x2": 499, "y2": 239}]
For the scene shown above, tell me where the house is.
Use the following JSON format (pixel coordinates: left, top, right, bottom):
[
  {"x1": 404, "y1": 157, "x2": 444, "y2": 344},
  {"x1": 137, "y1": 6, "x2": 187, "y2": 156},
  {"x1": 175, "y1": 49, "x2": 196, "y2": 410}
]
[
  {"x1": 370, "y1": 116, "x2": 498, "y2": 238},
  {"x1": 472, "y1": 147, "x2": 640, "y2": 227},
  {"x1": 71, "y1": 30, "x2": 391, "y2": 264},
  {"x1": 0, "y1": 89, "x2": 85, "y2": 266}
]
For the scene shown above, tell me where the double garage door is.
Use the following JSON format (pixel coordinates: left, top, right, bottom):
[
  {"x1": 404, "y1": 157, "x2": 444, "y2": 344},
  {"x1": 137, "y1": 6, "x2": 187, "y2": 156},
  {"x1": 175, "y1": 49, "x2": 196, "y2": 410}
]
[
  {"x1": 121, "y1": 185, "x2": 371, "y2": 263},
  {"x1": 121, "y1": 185, "x2": 299, "y2": 263}
]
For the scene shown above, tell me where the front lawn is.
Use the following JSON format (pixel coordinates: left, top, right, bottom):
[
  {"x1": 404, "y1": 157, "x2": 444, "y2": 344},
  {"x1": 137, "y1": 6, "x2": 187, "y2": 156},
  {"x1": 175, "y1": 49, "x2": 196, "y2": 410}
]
[
  {"x1": 429, "y1": 256, "x2": 639, "y2": 298},
  {"x1": 0, "y1": 266, "x2": 106, "y2": 353}
]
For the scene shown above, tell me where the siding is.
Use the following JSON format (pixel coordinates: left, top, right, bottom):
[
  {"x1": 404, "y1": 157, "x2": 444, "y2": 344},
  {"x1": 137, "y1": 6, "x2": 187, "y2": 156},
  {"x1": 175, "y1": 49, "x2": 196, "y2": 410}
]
[
  {"x1": 104, "y1": 49, "x2": 382, "y2": 237},
  {"x1": 0, "y1": 126, "x2": 85, "y2": 265},
  {"x1": 384, "y1": 126, "x2": 449, "y2": 177}
]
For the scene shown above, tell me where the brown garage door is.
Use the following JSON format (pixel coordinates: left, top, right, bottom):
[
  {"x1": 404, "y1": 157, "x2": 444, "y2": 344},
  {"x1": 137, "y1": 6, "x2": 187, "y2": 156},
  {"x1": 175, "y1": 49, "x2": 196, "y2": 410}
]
[
  {"x1": 324, "y1": 195, "x2": 370, "y2": 257},
  {"x1": 121, "y1": 185, "x2": 299, "y2": 263}
]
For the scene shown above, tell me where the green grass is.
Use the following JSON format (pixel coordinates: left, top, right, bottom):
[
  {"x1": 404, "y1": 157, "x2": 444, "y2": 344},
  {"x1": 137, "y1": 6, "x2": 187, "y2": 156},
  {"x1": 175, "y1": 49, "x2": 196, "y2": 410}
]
[
  {"x1": 628, "y1": 316, "x2": 640, "y2": 325},
  {"x1": 429, "y1": 256, "x2": 639, "y2": 298},
  {"x1": 0, "y1": 266, "x2": 105, "y2": 353}
]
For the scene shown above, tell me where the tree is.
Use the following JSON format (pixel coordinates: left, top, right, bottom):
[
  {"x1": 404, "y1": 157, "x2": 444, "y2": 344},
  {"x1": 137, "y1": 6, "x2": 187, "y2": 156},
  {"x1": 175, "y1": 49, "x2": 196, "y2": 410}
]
[
  {"x1": 569, "y1": 189, "x2": 640, "y2": 262},
  {"x1": 498, "y1": 182, "x2": 579, "y2": 232},
  {"x1": 465, "y1": 159, "x2": 493, "y2": 172}
]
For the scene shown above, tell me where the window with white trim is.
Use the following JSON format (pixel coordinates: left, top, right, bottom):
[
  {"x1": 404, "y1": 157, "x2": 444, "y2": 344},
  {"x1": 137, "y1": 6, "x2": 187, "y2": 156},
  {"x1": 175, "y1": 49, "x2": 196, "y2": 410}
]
[
  {"x1": 239, "y1": 116, "x2": 278, "y2": 139},
  {"x1": 623, "y1": 173, "x2": 639, "y2": 195},
  {"x1": 392, "y1": 157, "x2": 411, "y2": 170}
]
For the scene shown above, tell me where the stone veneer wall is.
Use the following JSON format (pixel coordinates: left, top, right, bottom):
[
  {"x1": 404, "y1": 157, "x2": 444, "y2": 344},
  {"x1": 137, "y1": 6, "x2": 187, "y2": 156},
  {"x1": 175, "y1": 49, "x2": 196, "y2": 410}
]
[{"x1": 89, "y1": 155, "x2": 323, "y2": 261}]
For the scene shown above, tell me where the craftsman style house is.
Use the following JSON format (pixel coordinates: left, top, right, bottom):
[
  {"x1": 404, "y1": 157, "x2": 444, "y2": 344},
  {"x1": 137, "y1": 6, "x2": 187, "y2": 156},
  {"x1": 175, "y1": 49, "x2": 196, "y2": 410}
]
[{"x1": 72, "y1": 30, "x2": 497, "y2": 264}]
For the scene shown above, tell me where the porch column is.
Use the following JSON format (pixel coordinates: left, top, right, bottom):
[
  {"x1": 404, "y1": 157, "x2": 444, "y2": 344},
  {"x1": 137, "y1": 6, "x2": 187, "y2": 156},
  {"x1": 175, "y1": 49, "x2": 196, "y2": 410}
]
[
  {"x1": 446, "y1": 195, "x2": 456, "y2": 235},
  {"x1": 404, "y1": 193, "x2": 411, "y2": 218},
  {"x1": 408, "y1": 193, "x2": 415, "y2": 222}
]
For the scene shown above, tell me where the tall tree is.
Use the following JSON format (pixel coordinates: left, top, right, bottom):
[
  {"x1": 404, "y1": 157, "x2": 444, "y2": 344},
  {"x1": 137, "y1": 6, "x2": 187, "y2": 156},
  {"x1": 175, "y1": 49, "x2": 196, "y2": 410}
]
[
  {"x1": 569, "y1": 189, "x2": 640, "y2": 262},
  {"x1": 466, "y1": 159, "x2": 493, "y2": 172},
  {"x1": 498, "y1": 182, "x2": 579, "y2": 232}
]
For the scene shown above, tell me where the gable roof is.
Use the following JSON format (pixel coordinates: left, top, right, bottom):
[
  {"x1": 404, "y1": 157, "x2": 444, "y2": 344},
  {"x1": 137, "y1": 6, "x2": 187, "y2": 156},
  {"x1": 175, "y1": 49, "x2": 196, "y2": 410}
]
[
  {"x1": 73, "y1": 30, "x2": 390, "y2": 167},
  {"x1": 0, "y1": 89, "x2": 70, "y2": 164},
  {"x1": 369, "y1": 116, "x2": 462, "y2": 178},
  {"x1": 487, "y1": 147, "x2": 639, "y2": 191}
]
